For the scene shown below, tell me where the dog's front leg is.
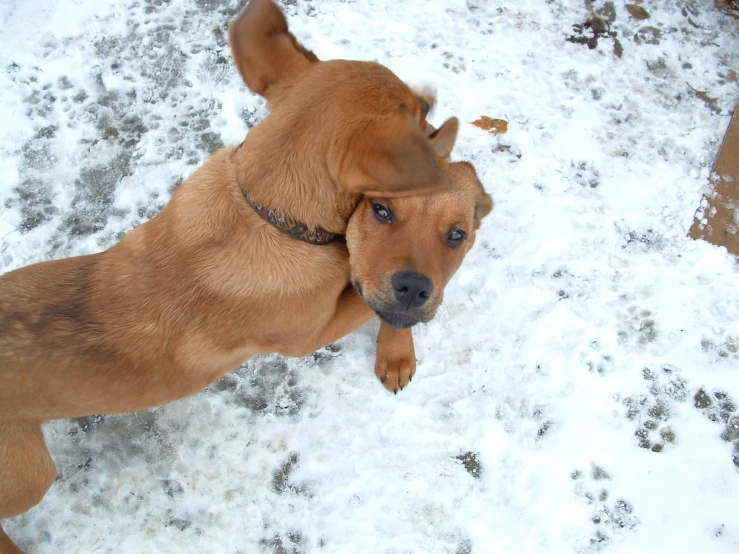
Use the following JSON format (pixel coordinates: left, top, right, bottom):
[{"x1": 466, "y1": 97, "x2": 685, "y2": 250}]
[
  {"x1": 374, "y1": 324, "x2": 415, "y2": 394},
  {"x1": 311, "y1": 288, "x2": 416, "y2": 394},
  {"x1": 311, "y1": 286, "x2": 376, "y2": 351}
]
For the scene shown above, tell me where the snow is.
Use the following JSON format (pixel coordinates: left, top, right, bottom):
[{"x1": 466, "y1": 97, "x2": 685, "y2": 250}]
[{"x1": 1, "y1": 0, "x2": 738, "y2": 553}]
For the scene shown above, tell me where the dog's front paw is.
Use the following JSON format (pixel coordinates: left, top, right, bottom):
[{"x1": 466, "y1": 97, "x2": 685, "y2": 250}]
[{"x1": 374, "y1": 325, "x2": 416, "y2": 394}]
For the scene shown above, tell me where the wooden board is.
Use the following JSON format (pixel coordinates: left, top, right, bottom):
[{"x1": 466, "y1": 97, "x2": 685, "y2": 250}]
[{"x1": 689, "y1": 104, "x2": 739, "y2": 256}]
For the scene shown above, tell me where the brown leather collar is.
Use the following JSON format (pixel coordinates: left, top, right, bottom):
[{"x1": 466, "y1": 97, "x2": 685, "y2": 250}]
[
  {"x1": 240, "y1": 189, "x2": 338, "y2": 245},
  {"x1": 234, "y1": 141, "x2": 339, "y2": 245}
]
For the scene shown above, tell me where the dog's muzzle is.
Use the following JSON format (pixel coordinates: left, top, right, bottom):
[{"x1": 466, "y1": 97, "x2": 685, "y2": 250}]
[{"x1": 356, "y1": 271, "x2": 436, "y2": 329}]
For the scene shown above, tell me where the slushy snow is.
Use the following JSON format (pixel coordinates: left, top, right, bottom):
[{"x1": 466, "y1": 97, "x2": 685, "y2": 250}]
[{"x1": 1, "y1": 1, "x2": 738, "y2": 553}]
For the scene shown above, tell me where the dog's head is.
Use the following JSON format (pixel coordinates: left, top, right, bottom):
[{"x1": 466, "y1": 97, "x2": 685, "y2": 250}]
[
  {"x1": 346, "y1": 151, "x2": 493, "y2": 329},
  {"x1": 229, "y1": 0, "x2": 493, "y2": 329},
  {"x1": 229, "y1": 0, "x2": 450, "y2": 199}
]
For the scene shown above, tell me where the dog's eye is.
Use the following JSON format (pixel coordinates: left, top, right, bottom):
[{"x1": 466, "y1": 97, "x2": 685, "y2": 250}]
[
  {"x1": 372, "y1": 203, "x2": 394, "y2": 224},
  {"x1": 446, "y1": 228, "x2": 466, "y2": 248}
]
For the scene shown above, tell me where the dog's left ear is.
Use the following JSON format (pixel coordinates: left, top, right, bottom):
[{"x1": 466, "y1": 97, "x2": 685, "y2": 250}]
[
  {"x1": 331, "y1": 114, "x2": 457, "y2": 198},
  {"x1": 474, "y1": 191, "x2": 493, "y2": 230},
  {"x1": 427, "y1": 117, "x2": 458, "y2": 159},
  {"x1": 229, "y1": 0, "x2": 319, "y2": 107}
]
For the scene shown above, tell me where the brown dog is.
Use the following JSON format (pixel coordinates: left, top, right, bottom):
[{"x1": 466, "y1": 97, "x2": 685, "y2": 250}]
[{"x1": 0, "y1": 0, "x2": 492, "y2": 551}]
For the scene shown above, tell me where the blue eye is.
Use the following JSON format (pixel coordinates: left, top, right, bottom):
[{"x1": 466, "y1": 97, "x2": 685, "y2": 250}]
[
  {"x1": 372, "y1": 203, "x2": 394, "y2": 224},
  {"x1": 446, "y1": 228, "x2": 466, "y2": 248}
]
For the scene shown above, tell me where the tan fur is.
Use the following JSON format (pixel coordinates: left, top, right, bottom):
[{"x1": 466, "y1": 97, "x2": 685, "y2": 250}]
[
  {"x1": 348, "y1": 160, "x2": 493, "y2": 326},
  {"x1": 0, "y1": 1, "x2": 492, "y2": 550}
]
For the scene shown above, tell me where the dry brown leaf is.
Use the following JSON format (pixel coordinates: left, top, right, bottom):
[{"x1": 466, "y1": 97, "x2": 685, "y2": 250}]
[
  {"x1": 715, "y1": 1, "x2": 739, "y2": 18},
  {"x1": 614, "y1": 38, "x2": 624, "y2": 58},
  {"x1": 726, "y1": 70, "x2": 737, "y2": 83},
  {"x1": 626, "y1": 4, "x2": 651, "y2": 19},
  {"x1": 694, "y1": 89, "x2": 721, "y2": 115},
  {"x1": 472, "y1": 116, "x2": 508, "y2": 135}
]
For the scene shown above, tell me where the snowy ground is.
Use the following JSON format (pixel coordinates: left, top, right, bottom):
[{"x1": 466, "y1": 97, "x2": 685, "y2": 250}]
[{"x1": 1, "y1": 0, "x2": 739, "y2": 552}]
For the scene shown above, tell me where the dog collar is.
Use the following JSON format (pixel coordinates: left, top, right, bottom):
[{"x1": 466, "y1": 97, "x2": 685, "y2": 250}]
[{"x1": 240, "y1": 189, "x2": 338, "y2": 245}]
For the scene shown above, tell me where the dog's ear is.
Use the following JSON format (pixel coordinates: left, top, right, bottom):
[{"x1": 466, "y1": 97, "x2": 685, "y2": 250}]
[
  {"x1": 331, "y1": 111, "x2": 452, "y2": 198},
  {"x1": 229, "y1": 0, "x2": 319, "y2": 106},
  {"x1": 427, "y1": 117, "x2": 458, "y2": 159},
  {"x1": 474, "y1": 189, "x2": 493, "y2": 230}
]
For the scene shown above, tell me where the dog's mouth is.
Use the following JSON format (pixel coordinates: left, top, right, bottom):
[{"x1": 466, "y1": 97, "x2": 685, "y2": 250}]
[
  {"x1": 374, "y1": 310, "x2": 422, "y2": 329},
  {"x1": 355, "y1": 280, "x2": 434, "y2": 329}
]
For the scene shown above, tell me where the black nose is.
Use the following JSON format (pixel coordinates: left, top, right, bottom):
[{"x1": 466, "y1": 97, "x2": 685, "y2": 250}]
[{"x1": 392, "y1": 271, "x2": 433, "y2": 309}]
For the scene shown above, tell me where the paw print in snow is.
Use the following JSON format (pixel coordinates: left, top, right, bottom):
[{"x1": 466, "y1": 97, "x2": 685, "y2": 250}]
[
  {"x1": 700, "y1": 334, "x2": 739, "y2": 361},
  {"x1": 617, "y1": 306, "x2": 658, "y2": 347},
  {"x1": 441, "y1": 51, "x2": 467, "y2": 74},
  {"x1": 571, "y1": 464, "x2": 640, "y2": 550},
  {"x1": 572, "y1": 160, "x2": 600, "y2": 189},
  {"x1": 620, "y1": 365, "x2": 687, "y2": 452},
  {"x1": 583, "y1": 340, "x2": 615, "y2": 375},
  {"x1": 694, "y1": 388, "x2": 739, "y2": 468}
]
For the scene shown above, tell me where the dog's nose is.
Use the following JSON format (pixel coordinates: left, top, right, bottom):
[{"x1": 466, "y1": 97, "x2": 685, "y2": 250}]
[{"x1": 392, "y1": 271, "x2": 433, "y2": 309}]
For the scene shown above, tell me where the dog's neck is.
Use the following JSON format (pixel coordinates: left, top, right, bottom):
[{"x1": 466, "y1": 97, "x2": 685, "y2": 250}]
[
  {"x1": 239, "y1": 186, "x2": 338, "y2": 245},
  {"x1": 231, "y1": 131, "x2": 358, "y2": 239}
]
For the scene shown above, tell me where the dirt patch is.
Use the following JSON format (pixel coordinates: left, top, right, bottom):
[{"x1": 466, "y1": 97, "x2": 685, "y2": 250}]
[
  {"x1": 626, "y1": 4, "x2": 651, "y2": 20},
  {"x1": 272, "y1": 453, "x2": 310, "y2": 496},
  {"x1": 566, "y1": 16, "x2": 623, "y2": 58},
  {"x1": 455, "y1": 451, "x2": 482, "y2": 479}
]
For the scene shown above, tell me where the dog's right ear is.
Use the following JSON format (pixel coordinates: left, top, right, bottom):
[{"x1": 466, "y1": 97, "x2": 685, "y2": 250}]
[
  {"x1": 427, "y1": 117, "x2": 459, "y2": 159},
  {"x1": 330, "y1": 113, "x2": 455, "y2": 198},
  {"x1": 229, "y1": 0, "x2": 319, "y2": 106}
]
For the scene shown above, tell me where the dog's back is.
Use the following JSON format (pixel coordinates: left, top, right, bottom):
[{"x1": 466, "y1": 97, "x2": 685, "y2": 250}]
[{"x1": 0, "y1": 2, "x2": 492, "y2": 551}]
